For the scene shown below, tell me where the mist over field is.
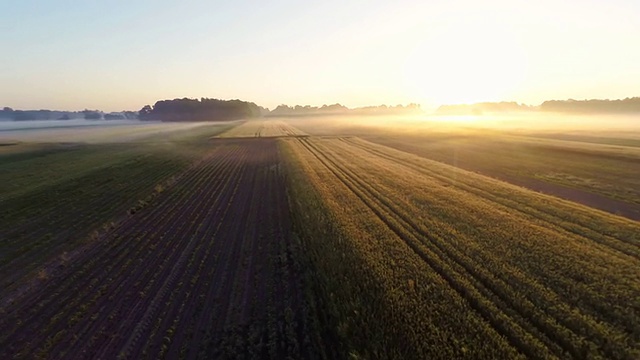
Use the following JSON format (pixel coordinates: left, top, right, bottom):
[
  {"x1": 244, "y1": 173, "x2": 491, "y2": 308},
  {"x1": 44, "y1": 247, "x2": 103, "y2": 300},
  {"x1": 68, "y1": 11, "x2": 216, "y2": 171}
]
[
  {"x1": 0, "y1": 119, "x2": 139, "y2": 129},
  {"x1": 429, "y1": 113, "x2": 640, "y2": 132},
  {"x1": 276, "y1": 113, "x2": 640, "y2": 138},
  {"x1": 0, "y1": 119, "x2": 236, "y2": 143}
]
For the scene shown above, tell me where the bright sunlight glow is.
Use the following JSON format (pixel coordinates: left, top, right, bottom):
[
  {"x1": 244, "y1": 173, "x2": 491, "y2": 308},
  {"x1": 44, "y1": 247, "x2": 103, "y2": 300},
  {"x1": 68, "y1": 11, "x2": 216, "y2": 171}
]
[{"x1": 402, "y1": 11, "x2": 528, "y2": 106}]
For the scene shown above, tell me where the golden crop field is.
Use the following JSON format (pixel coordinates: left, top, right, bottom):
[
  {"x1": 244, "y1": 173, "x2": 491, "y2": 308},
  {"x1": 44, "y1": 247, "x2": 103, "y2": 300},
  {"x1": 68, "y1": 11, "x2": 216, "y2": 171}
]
[{"x1": 283, "y1": 135, "x2": 640, "y2": 359}]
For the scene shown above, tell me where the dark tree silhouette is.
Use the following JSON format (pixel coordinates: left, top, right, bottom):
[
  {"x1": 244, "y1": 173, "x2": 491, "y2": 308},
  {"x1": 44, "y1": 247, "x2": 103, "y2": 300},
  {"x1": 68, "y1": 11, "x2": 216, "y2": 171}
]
[
  {"x1": 138, "y1": 98, "x2": 262, "y2": 121},
  {"x1": 267, "y1": 103, "x2": 420, "y2": 117},
  {"x1": 82, "y1": 110, "x2": 103, "y2": 120},
  {"x1": 139, "y1": 105, "x2": 153, "y2": 119}
]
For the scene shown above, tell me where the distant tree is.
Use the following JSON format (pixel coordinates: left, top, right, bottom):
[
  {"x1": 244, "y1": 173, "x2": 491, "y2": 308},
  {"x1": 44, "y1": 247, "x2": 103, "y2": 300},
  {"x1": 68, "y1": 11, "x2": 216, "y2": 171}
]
[
  {"x1": 139, "y1": 105, "x2": 153, "y2": 120},
  {"x1": 82, "y1": 109, "x2": 102, "y2": 120},
  {"x1": 267, "y1": 102, "x2": 421, "y2": 117},
  {"x1": 104, "y1": 113, "x2": 126, "y2": 120},
  {"x1": 540, "y1": 97, "x2": 640, "y2": 113},
  {"x1": 0, "y1": 107, "x2": 14, "y2": 120},
  {"x1": 122, "y1": 111, "x2": 139, "y2": 120}
]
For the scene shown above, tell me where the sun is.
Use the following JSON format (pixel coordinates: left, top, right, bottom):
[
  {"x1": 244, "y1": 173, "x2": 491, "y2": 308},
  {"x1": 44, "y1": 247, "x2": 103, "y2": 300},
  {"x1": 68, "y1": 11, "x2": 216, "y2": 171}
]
[{"x1": 403, "y1": 23, "x2": 527, "y2": 106}]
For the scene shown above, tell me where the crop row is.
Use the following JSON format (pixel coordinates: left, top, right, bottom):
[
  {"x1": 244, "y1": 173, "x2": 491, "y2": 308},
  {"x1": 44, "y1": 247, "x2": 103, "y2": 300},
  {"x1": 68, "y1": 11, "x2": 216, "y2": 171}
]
[
  {"x1": 282, "y1": 136, "x2": 640, "y2": 359},
  {"x1": 218, "y1": 120, "x2": 307, "y2": 138},
  {"x1": 333, "y1": 137, "x2": 640, "y2": 335},
  {"x1": 0, "y1": 138, "x2": 320, "y2": 359},
  {"x1": 1, "y1": 143, "x2": 242, "y2": 354},
  {"x1": 0, "y1": 148, "x2": 190, "y2": 291}
]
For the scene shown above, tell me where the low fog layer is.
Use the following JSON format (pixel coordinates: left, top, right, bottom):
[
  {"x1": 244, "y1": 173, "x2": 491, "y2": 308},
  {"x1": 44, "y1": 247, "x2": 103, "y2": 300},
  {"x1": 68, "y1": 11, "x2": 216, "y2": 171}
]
[
  {"x1": 281, "y1": 113, "x2": 640, "y2": 138},
  {"x1": 1, "y1": 114, "x2": 638, "y2": 144},
  {"x1": 0, "y1": 119, "x2": 236, "y2": 143}
]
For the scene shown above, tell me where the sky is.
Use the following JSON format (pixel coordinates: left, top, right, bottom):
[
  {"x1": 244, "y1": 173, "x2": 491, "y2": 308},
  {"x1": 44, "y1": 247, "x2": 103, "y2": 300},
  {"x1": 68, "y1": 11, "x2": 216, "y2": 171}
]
[{"x1": 1, "y1": 0, "x2": 639, "y2": 111}]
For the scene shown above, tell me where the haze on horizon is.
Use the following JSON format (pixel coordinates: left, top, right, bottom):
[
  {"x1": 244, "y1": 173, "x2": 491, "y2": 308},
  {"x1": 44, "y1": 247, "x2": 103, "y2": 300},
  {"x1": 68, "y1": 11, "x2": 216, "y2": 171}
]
[{"x1": 1, "y1": 0, "x2": 639, "y2": 112}]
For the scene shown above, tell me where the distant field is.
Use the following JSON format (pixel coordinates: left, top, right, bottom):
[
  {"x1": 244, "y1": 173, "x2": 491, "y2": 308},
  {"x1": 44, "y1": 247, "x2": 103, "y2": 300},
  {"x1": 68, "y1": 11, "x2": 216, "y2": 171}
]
[
  {"x1": 0, "y1": 119, "x2": 236, "y2": 143},
  {"x1": 521, "y1": 132, "x2": 640, "y2": 147},
  {"x1": 284, "y1": 116, "x2": 640, "y2": 220},
  {"x1": 217, "y1": 120, "x2": 306, "y2": 138},
  {"x1": 1, "y1": 117, "x2": 639, "y2": 359},
  {"x1": 363, "y1": 134, "x2": 640, "y2": 219}
]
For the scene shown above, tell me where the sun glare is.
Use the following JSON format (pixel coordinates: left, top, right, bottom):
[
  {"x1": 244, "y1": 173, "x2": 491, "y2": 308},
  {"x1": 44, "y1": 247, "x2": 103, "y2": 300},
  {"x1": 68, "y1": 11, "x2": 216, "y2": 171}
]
[
  {"x1": 403, "y1": 19, "x2": 527, "y2": 106},
  {"x1": 431, "y1": 115, "x2": 483, "y2": 124}
]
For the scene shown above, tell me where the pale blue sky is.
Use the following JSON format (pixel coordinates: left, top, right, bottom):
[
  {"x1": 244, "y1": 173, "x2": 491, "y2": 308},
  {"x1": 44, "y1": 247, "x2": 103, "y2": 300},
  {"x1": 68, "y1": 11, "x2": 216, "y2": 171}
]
[{"x1": 1, "y1": 0, "x2": 639, "y2": 111}]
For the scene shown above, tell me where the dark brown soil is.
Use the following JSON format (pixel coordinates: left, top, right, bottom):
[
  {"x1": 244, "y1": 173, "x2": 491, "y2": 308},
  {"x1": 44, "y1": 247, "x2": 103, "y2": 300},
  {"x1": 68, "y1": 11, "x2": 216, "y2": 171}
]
[{"x1": 0, "y1": 138, "x2": 320, "y2": 359}]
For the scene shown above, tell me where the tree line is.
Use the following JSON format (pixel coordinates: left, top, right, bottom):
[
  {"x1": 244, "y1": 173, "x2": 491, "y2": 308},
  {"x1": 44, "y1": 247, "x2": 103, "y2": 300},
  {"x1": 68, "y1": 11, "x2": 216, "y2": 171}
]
[
  {"x1": 539, "y1": 97, "x2": 640, "y2": 113},
  {"x1": 436, "y1": 97, "x2": 640, "y2": 115},
  {"x1": 138, "y1": 98, "x2": 267, "y2": 121},
  {"x1": 267, "y1": 103, "x2": 422, "y2": 117},
  {"x1": 0, "y1": 107, "x2": 137, "y2": 121}
]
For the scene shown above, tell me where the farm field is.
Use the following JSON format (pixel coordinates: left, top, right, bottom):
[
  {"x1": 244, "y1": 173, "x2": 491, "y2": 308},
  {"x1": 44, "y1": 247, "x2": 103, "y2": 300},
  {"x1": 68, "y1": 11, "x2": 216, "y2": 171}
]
[
  {"x1": 284, "y1": 116, "x2": 640, "y2": 220},
  {"x1": 217, "y1": 120, "x2": 306, "y2": 138},
  {"x1": 1, "y1": 118, "x2": 639, "y2": 359},
  {"x1": 366, "y1": 134, "x2": 640, "y2": 220},
  {"x1": 1, "y1": 136, "x2": 330, "y2": 359},
  {"x1": 283, "y1": 135, "x2": 640, "y2": 358},
  {"x1": 0, "y1": 120, "x2": 236, "y2": 144},
  {"x1": 0, "y1": 123, "x2": 234, "y2": 292}
]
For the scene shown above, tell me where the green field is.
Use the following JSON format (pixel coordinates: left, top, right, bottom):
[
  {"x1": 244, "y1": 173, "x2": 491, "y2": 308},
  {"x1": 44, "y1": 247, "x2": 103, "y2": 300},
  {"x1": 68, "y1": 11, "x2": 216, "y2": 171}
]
[{"x1": 0, "y1": 123, "x2": 233, "y2": 291}]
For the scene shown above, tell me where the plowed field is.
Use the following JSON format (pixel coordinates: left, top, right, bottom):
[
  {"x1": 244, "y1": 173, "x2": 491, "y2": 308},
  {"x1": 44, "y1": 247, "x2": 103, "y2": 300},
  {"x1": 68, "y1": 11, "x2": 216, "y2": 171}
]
[{"x1": 1, "y1": 138, "x2": 321, "y2": 359}]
